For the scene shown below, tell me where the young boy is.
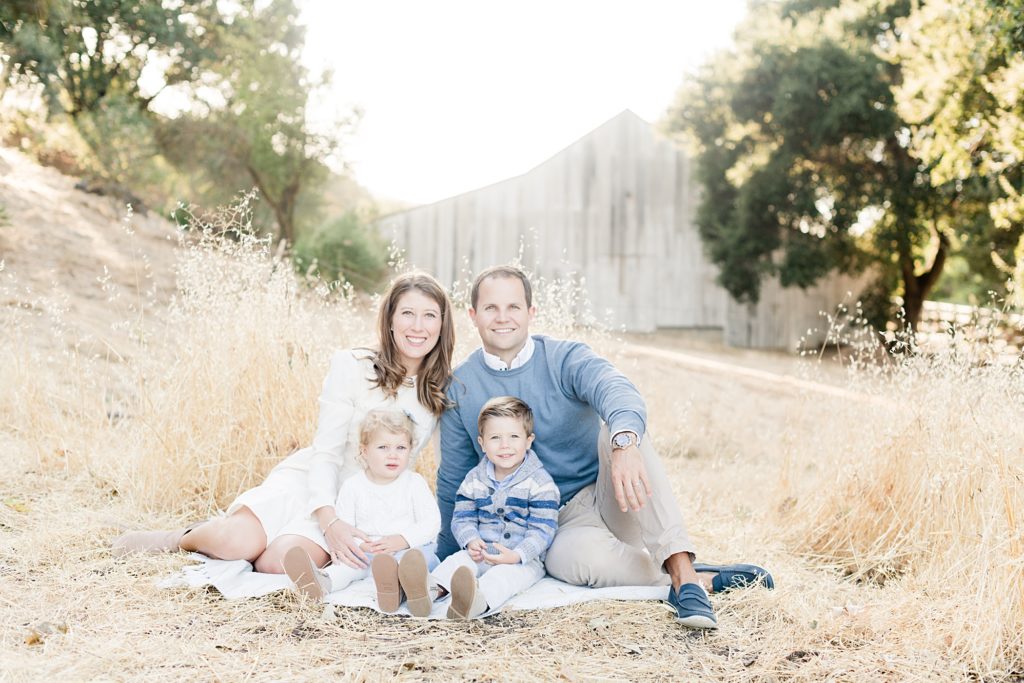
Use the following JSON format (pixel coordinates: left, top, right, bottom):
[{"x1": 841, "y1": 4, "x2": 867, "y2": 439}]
[
  {"x1": 283, "y1": 409, "x2": 440, "y2": 611},
  {"x1": 397, "y1": 396, "x2": 559, "y2": 618}
]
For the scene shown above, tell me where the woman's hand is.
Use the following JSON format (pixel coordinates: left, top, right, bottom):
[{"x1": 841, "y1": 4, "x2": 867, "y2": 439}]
[
  {"x1": 315, "y1": 507, "x2": 370, "y2": 568},
  {"x1": 359, "y1": 535, "x2": 410, "y2": 555},
  {"x1": 482, "y1": 542, "x2": 520, "y2": 565}
]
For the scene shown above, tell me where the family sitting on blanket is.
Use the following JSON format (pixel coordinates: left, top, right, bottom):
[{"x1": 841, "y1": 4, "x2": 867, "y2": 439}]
[{"x1": 114, "y1": 266, "x2": 773, "y2": 629}]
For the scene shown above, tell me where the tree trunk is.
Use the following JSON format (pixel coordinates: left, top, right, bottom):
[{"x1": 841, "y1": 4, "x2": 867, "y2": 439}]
[
  {"x1": 245, "y1": 164, "x2": 296, "y2": 244},
  {"x1": 899, "y1": 229, "x2": 950, "y2": 329}
]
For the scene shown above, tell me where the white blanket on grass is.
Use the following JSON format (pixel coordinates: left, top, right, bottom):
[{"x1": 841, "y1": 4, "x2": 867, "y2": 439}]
[{"x1": 159, "y1": 554, "x2": 669, "y2": 618}]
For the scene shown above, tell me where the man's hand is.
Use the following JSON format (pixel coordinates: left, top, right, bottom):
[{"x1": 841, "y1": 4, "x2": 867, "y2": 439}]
[
  {"x1": 316, "y1": 507, "x2": 371, "y2": 568},
  {"x1": 359, "y1": 534, "x2": 410, "y2": 555},
  {"x1": 466, "y1": 538, "x2": 487, "y2": 562},
  {"x1": 610, "y1": 445, "x2": 653, "y2": 512},
  {"x1": 482, "y1": 542, "x2": 521, "y2": 565}
]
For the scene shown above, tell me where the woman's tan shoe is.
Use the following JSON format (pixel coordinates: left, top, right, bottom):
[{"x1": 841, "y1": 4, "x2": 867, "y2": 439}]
[
  {"x1": 282, "y1": 546, "x2": 331, "y2": 600},
  {"x1": 111, "y1": 526, "x2": 193, "y2": 556}
]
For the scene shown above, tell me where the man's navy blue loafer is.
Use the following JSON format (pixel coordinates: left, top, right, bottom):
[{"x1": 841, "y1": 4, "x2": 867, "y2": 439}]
[
  {"x1": 693, "y1": 563, "x2": 775, "y2": 592},
  {"x1": 666, "y1": 583, "x2": 718, "y2": 630}
]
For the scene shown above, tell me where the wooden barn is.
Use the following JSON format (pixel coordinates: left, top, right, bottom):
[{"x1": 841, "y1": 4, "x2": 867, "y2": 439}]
[{"x1": 376, "y1": 110, "x2": 865, "y2": 350}]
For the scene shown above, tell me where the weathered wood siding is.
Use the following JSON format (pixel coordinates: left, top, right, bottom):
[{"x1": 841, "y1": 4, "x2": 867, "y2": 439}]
[
  {"x1": 377, "y1": 110, "x2": 727, "y2": 332},
  {"x1": 725, "y1": 270, "x2": 872, "y2": 351},
  {"x1": 376, "y1": 110, "x2": 867, "y2": 349}
]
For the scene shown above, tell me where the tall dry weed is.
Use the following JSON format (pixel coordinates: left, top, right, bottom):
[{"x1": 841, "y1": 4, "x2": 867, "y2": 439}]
[
  {"x1": 0, "y1": 271, "x2": 115, "y2": 471},
  {"x1": 2, "y1": 202, "x2": 374, "y2": 518},
  {"x1": 118, "y1": 231, "x2": 366, "y2": 514},
  {"x1": 790, "y1": 318, "x2": 1024, "y2": 671}
]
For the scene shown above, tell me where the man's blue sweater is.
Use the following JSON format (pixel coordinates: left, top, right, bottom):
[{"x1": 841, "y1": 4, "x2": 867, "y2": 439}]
[{"x1": 437, "y1": 335, "x2": 647, "y2": 559}]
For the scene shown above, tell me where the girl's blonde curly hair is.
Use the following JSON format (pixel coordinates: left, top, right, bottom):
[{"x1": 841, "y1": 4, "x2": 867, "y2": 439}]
[{"x1": 355, "y1": 409, "x2": 416, "y2": 470}]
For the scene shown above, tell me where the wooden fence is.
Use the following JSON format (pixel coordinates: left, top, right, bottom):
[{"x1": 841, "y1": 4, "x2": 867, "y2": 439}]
[{"x1": 918, "y1": 300, "x2": 1024, "y2": 348}]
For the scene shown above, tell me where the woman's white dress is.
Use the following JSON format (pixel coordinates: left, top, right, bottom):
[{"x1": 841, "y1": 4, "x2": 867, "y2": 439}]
[{"x1": 226, "y1": 349, "x2": 436, "y2": 551}]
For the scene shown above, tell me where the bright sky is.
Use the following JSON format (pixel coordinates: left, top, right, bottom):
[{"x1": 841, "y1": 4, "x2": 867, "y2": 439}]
[{"x1": 302, "y1": 1, "x2": 748, "y2": 205}]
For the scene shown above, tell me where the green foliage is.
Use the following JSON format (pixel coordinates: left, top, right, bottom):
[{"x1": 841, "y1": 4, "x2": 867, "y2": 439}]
[
  {"x1": 292, "y1": 212, "x2": 389, "y2": 291},
  {"x1": 0, "y1": 0, "x2": 217, "y2": 118},
  {"x1": 891, "y1": 0, "x2": 1024, "y2": 304},
  {"x1": 0, "y1": 0, "x2": 221, "y2": 214},
  {"x1": 75, "y1": 93, "x2": 161, "y2": 201},
  {"x1": 1, "y1": 0, "x2": 361, "y2": 248},
  {"x1": 156, "y1": 0, "x2": 354, "y2": 244},
  {"x1": 669, "y1": 0, "x2": 1001, "y2": 326}
]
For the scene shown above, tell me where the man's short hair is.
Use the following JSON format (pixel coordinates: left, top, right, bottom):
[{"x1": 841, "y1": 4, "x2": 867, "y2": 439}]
[
  {"x1": 477, "y1": 396, "x2": 534, "y2": 436},
  {"x1": 470, "y1": 265, "x2": 533, "y2": 309}
]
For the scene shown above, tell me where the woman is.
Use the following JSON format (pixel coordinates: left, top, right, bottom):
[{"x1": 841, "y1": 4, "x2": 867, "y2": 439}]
[{"x1": 113, "y1": 271, "x2": 455, "y2": 573}]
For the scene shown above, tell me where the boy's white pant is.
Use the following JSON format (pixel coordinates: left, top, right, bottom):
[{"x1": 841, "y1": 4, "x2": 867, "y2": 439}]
[{"x1": 432, "y1": 550, "x2": 545, "y2": 610}]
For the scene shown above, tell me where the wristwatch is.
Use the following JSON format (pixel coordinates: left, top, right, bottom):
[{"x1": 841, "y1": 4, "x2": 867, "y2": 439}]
[{"x1": 611, "y1": 430, "x2": 638, "y2": 450}]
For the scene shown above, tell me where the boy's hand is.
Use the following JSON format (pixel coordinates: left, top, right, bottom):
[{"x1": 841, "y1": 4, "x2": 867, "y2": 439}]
[
  {"x1": 482, "y1": 542, "x2": 520, "y2": 565},
  {"x1": 359, "y1": 535, "x2": 410, "y2": 555},
  {"x1": 466, "y1": 538, "x2": 487, "y2": 562}
]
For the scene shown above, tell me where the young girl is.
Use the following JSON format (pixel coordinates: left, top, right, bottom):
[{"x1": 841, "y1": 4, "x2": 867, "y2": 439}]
[{"x1": 283, "y1": 409, "x2": 441, "y2": 611}]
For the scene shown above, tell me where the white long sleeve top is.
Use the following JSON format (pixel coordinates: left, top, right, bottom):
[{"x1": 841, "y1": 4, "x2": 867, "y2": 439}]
[
  {"x1": 268, "y1": 349, "x2": 437, "y2": 516},
  {"x1": 335, "y1": 470, "x2": 441, "y2": 548}
]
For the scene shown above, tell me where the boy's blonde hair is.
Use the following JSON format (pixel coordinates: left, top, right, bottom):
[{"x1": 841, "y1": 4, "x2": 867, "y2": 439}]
[
  {"x1": 477, "y1": 396, "x2": 534, "y2": 435},
  {"x1": 359, "y1": 409, "x2": 416, "y2": 450}
]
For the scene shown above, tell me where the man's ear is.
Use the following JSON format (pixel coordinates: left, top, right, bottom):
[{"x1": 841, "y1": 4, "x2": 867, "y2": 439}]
[
  {"x1": 468, "y1": 306, "x2": 478, "y2": 323},
  {"x1": 527, "y1": 306, "x2": 537, "y2": 323}
]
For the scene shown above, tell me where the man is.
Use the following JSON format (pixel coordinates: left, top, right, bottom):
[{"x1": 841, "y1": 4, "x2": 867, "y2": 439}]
[{"x1": 437, "y1": 265, "x2": 772, "y2": 629}]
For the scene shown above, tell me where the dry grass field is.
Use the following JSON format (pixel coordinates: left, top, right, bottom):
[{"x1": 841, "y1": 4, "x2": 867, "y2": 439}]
[{"x1": 1, "y1": 148, "x2": 1022, "y2": 681}]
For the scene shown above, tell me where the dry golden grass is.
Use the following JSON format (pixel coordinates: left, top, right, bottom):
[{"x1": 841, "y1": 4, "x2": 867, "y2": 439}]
[{"x1": 2, "y1": 210, "x2": 1024, "y2": 680}]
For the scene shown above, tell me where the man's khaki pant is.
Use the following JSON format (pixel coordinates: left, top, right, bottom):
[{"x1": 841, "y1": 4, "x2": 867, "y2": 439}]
[{"x1": 544, "y1": 426, "x2": 696, "y2": 587}]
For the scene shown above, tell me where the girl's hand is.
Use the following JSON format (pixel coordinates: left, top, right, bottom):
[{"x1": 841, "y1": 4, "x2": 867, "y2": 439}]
[
  {"x1": 466, "y1": 538, "x2": 487, "y2": 562},
  {"x1": 317, "y1": 509, "x2": 371, "y2": 569},
  {"x1": 360, "y1": 535, "x2": 410, "y2": 555},
  {"x1": 482, "y1": 542, "x2": 520, "y2": 565}
]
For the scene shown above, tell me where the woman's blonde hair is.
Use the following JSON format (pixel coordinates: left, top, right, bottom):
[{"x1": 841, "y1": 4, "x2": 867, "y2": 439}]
[{"x1": 370, "y1": 271, "x2": 454, "y2": 416}]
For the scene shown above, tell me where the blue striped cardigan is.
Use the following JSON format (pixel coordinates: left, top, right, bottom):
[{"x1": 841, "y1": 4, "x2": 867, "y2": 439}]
[{"x1": 451, "y1": 449, "x2": 560, "y2": 563}]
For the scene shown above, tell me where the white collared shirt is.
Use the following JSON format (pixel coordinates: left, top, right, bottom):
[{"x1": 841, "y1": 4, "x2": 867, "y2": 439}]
[{"x1": 482, "y1": 336, "x2": 535, "y2": 371}]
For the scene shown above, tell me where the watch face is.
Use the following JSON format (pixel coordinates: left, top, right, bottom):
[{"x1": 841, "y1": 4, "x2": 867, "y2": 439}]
[{"x1": 613, "y1": 433, "x2": 632, "y2": 448}]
